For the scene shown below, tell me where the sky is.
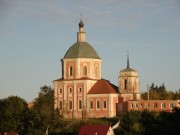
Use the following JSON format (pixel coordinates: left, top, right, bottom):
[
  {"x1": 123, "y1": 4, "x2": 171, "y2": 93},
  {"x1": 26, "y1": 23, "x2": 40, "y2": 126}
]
[{"x1": 0, "y1": 0, "x2": 180, "y2": 102}]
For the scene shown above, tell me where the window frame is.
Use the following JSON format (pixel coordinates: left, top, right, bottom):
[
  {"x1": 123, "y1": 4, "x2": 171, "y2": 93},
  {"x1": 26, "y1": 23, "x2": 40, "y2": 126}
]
[
  {"x1": 161, "y1": 103, "x2": 166, "y2": 109},
  {"x1": 59, "y1": 88, "x2": 62, "y2": 94},
  {"x1": 169, "y1": 103, "x2": 174, "y2": 109},
  {"x1": 153, "y1": 103, "x2": 158, "y2": 108},
  {"x1": 131, "y1": 103, "x2": 134, "y2": 108},
  {"x1": 83, "y1": 66, "x2": 87, "y2": 76},
  {"x1": 69, "y1": 87, "x2": 72, "y2": 93},
  {"x1": 69, "y1": 100, "x2": 72, "y2": 110},
  {"x1": 59, "y1": 100, "x2": 62, "y2": 110},
  {"x1": 103, "y1": 100, "x2": 107, "y2": 109},
  {"x1": 124, "y1": 79, "x2": 127, "y2": 90},
  {"x1": 78, "y1": 87, "x2": 82, "y2": 93},
  {"x1": 79, "y1": 99, "x2": 82, "y2": 110},
  {"x1": 90, "y1": 101, "x2": 93, "y2": 109},
  {"x1": 69, "y1": 66, "x2": 73, "y2": 76},
  {"x1": 96, "y1": 100, "x2": 100, "y2": 110}
]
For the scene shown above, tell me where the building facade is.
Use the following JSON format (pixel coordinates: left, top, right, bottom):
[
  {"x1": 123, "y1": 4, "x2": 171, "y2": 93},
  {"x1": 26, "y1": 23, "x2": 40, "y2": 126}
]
[
  {"x1": 53, "y1": 20, "x2": 119, "y2": 118},
  {"x1": 53, "y1": 20, "x2": 180, "y2": 119}
]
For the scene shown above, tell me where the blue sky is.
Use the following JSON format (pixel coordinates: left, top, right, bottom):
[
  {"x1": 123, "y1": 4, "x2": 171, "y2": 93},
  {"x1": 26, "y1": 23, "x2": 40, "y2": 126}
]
[{"x1": 0, "y1": 0, "x2": 180, "y2": 102}]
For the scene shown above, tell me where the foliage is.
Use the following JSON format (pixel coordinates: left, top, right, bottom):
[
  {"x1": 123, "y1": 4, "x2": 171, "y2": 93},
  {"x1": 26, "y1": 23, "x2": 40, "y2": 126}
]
[
  {"x1": 141, "y1": 83, "x2": 180, "y2": 100},
  {"x1": 118, "y1": 109, "x2": 180, "y2": 135},
  {"x1": 1, "y1": 85, "x2": 180, "y2": 135},
  {"x1": 26, "y1": 85, "x2": 63, "y2": 135},
  {"x1": 0, "y1": 96, "x2": 28, "y2": 134}
]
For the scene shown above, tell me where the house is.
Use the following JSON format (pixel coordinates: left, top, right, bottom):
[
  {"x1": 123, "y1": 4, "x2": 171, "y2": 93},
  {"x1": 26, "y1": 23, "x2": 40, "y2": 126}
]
[
  {"x1": 27, "y1": 101, "x2": 34, "y2": 109},
  {"x1": 78, "y1": 125, "x2": 115, "y2": 135}
]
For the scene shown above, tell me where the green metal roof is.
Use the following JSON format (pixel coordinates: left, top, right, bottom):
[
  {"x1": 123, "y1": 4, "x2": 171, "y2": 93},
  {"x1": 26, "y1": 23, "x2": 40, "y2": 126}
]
[{"x1": 64, "y1": 42, "x2": 100, "y2": 59}]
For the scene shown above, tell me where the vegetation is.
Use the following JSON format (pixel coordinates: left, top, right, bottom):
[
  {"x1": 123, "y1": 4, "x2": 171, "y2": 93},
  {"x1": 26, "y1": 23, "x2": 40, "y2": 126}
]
[
  {"x1": 141, "y1": 83, "x2": 180, "y2": 100},
  {"x1": 0, "y1": 85, "x2": 180, "y2": 135}
]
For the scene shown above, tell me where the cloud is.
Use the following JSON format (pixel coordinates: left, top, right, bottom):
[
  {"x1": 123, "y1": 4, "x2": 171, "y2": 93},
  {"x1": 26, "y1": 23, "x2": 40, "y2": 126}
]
[{"x1": 0, "y1": 0, "x2": 180, "y2": 32}]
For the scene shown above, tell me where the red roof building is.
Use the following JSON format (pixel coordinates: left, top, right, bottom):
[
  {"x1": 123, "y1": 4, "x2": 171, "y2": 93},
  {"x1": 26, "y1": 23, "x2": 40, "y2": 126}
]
[{"x1": 78, "y1": 126, "x2": 114, "y2": 135}]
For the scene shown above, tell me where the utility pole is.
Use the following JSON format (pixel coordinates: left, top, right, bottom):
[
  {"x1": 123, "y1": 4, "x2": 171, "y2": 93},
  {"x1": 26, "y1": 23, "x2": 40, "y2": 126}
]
[{"x1": 147, "y1": 85, "x2": 149, "y2": 100}]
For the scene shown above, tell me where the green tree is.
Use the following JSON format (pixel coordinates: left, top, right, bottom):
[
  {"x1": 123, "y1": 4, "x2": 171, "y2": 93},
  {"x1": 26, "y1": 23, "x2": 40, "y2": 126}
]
[
  {"x1": 0, "y1": 96, "x2": 28, "y2": 134},
  {"x1": 121, "y1": 110, "x2": 144, "y2": 135},
  {"x1": 27, "y1": 85, "x2": 63, "y2": 135},
  {"x1": 142, "y1": 83, "x2": 171, "y2": 100}
]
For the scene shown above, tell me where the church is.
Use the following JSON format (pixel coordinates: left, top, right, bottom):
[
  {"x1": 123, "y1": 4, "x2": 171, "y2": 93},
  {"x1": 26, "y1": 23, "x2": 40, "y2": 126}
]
[{"x1": 53, "y1": 20, "x2": 179, "y2": 119}]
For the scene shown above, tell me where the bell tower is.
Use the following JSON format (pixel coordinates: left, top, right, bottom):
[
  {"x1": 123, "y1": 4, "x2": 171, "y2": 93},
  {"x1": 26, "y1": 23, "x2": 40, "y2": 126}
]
[{"x1": 118, "y1": 54, "x2": 141, "y2": 101}]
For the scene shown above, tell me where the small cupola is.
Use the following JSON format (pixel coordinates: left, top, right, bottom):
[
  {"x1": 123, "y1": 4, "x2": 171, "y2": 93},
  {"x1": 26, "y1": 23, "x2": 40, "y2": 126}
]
[{"x1": 77, "y1": 20, "x2": 86, "y2": 42}]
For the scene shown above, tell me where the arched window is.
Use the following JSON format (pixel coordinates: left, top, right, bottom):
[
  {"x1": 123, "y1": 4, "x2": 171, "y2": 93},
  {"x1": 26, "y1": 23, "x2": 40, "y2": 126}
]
[
  {"x1": 69, "y1": 87, "x2": 72, "y2": 93},
  {"x1": 69, "y1": 100, "x2": 72, "y2": 110},
  {"x1": 83, "y1": 66, "x2": 87, "y2": 76},
  {"x1": 59, "y1": 101, "x2": 62, "y2": 110},
  {"x1": 124, "y1": 79, "x2": 127, "y2": 90},
  {"x1": 69, "y1": 66, "x2": 73, "y2": 76},
  {"x1": 59, "y1": 89, "x2": 62, "y2": 93},
  {"x1": 79, "y1": 99, "x2": 82, "y2": 109},
  {"x1": 78, "y1": 87, "x2": 82, "y2": 93}
]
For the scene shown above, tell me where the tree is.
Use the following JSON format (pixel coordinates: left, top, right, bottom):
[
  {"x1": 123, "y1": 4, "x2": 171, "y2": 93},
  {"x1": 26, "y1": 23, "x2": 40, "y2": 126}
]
[
  {"x1": 142, "y1": 83, "x2": 171, "y2": 100},
  {"x1": 0, "y1": 96, "x2": 28, "y2": 134},
  {"x1": 28, "y1": 86, "x2": 54, "y2": 134},
  {"x1": 121, "y1": 110, "x2": 144, "y2": 135},
  {"x1": 27, "y1": 85, "x2": 63, "y2": 135}
]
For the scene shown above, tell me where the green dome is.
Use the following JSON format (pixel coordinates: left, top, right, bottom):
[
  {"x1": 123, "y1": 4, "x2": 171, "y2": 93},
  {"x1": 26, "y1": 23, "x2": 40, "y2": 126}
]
[{"x1": 64, "y1": 42, "x2": 100, "y2": 59}]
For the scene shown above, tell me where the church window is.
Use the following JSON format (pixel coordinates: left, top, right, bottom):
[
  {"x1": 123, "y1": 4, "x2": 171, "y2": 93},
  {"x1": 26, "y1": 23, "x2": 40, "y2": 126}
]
[
  {"x1": 97, "y1": 101, "x2": 100, "y2": 109},
  {"x1": 59, "y1": 101, "x2": 62, "y2": 110},
  {"x1": 69, "y1": 100, "x2": 72, "y2": 110},
  {"x1": 78, "y1": 87, "x2": 82, "y2": 93},
  {"x1": 79, "y1": 99, "x2": 82, "y2": 109},
  {"x1": 83, "y1": 66, "x2": 87, "y2": 76},
  {"x1": 59, "y1": 89, "x2": 62, "y2": 93},
  {"x1": 69, "y1": 66, "x2": 73, "y2": 76},
  {"x1": 103, "y1": 100, "x2": 107, "y2": 109},
  {"x1": 69, "y1": 88, "x2": 72, "y2": 93},
  {"x1": 90, "y1": 101, "x2": 93, "y2": 109},
  {"x1": 124, "y1": 79, "x2": 127, "y2": 90}
]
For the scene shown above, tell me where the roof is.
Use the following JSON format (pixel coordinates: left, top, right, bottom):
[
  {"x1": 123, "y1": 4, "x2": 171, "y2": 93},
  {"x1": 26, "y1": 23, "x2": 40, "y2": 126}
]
[
  {"x1": 120, "y1": 67, "x2": 137, "y2": 72},
  {"x1": 120, "y1": 54, "x2": 137, "y2": 73},
  {"x1": 64, "y1": 42, "x2": 100, "y2": 59},
  {"x1": 53, "y1": 77, "x2": 97, "y2": 82},
  {"x1": 88, "y1": 80, "x2": 119, "y2": 94},
  {"x1": 28, "y1": 101, "x2": 34, "y2": 109},
  {"x1": 78, "y1": 125, "x2": 110, "y2": 135}
]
